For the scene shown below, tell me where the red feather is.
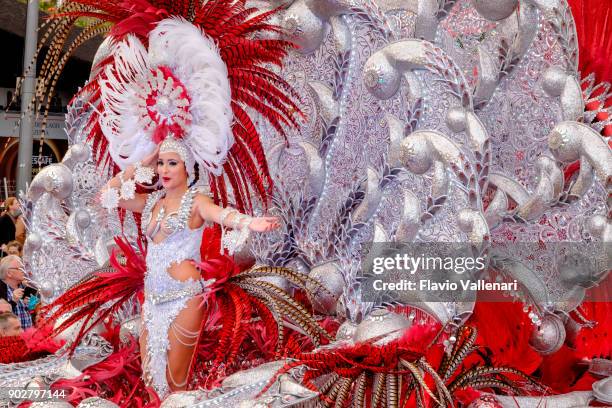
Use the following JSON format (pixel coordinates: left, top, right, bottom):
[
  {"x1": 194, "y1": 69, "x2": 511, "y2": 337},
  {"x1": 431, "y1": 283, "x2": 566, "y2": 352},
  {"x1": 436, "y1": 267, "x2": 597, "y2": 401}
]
[
  {"x1": 568, "y1": 0, "x2": 612, "y2": 85},
  {"x1": 467, "y1": 301, "x2": 543, "y2": 374},
  {"x1": 37, "y1": 236, "x2": 146, "y2": 352}
]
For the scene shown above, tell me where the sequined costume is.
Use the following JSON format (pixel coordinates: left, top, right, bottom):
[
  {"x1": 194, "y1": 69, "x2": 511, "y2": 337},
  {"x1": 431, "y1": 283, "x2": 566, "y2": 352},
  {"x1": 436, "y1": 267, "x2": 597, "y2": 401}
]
[{"x1": 141, "y1": 187, "x2": 207, "y2": 396}]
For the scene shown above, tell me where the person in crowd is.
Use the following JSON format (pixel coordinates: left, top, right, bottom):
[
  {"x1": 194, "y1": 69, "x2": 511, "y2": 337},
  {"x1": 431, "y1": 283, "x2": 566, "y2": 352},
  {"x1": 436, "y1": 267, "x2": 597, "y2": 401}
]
[
  {"x1": 0, "y1": 298, "x2": 11, "y2": 314},
  {"x1": 0, "y1": 197, "x2": 26, "y2": 255},
  {"x1": 0, "y1": 256, "x2": 35, "y2": 329},
  {"x1": 3, "y1": 241, "x2": 23, "y2": 258},
  {"x1": 0, "y1": 313, "x2": 23, "y2": 337}
]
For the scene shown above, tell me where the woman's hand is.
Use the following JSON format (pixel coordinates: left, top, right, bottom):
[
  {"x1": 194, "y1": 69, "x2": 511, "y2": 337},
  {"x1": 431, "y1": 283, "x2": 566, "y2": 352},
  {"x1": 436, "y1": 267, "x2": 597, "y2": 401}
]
[
  {"x1": 142, "y1": 145, "x2": 160, "y2": 168},
  {"x1": 248, "y1": 216, "x2": 281, "y2": 232}
]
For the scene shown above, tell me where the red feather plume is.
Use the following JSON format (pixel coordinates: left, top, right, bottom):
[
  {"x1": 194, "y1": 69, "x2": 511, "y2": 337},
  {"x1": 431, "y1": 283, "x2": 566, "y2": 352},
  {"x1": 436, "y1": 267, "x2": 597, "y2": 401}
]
[{"x1": 47, "y1": 0, "x2": 302, "y2": 213}]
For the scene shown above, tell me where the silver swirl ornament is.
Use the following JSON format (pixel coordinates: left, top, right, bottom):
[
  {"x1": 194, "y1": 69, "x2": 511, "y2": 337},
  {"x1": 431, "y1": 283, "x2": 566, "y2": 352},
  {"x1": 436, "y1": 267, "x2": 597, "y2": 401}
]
[
  {"x1": 282, "y1": 0, "x2": 354, "y2": 54},
  {"x1": 548, "y1": 122, "x2": 612, "y2": 184},
  {"x1": 353, "y1": 308, "x2": 412, "y2": 345},
  {"x1": 529, "y1": 313, "x2": 566, "y2": 355},
  {"x1": 541, "y1": 66, "x2": 585, "y2": 121},
  {"x1": 27, "y1": 163, "x2": 74, "y2": 202},
  {"x1": 364, "y1": 40, "x2": 429, "y2": 100}
]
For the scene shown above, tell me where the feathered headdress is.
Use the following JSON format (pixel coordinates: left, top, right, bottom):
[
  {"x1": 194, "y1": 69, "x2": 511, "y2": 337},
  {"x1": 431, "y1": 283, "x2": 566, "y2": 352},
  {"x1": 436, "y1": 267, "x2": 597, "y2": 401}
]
[{"x1": 27, "y1": 0, "x2": 302, "y2": 212}]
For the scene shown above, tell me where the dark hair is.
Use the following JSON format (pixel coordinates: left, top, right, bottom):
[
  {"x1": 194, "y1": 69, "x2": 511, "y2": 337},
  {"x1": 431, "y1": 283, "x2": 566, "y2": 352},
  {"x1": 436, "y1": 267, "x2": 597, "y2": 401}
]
[{"x1": 188, "y1": 162, "x2": 200, "y2": 188}]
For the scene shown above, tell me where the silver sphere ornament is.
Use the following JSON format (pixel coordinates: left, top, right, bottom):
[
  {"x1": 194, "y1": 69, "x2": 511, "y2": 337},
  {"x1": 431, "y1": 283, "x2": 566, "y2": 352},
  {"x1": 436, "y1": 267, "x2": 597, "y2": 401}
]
[
  {"x1": 542, "y1": 66, "x2": 568, "y2": 97},
  {"x1": 336, "y1": 320, "x2": 358, "y2": 341},
  {"x1": 529, "y1": 314, "x2": 566, "y2": 355},
  {"x1": 471, "y1": 0, "x2": 518, "y2": 21},
  {"x1": 26, "y1": 232, "x2": 43, "y2": 252},
  {"x1": 399, "y1": 136, "x2": 432, "y2": 174},
  {"x1": 75, "y1": 209, "x2": 92, "y2": 229},
  {"x1": 563, "y1": 315, "x2": 581, "y2": 349},
  {"x1": 39, "y1": 280, "x2": 55, "y2": 299},
  {"x1": 70, "y1": 143, "x2": 90, "y2": 163},
  {"x1": 307, "y1": 261, "x2": 344, "y2": 315},
  {"x1": 467, "y1": 395, "x2": 503, "y2": 408},
  {"x1": 446, "y1": 106, "x2": 467, "y2": 133}
]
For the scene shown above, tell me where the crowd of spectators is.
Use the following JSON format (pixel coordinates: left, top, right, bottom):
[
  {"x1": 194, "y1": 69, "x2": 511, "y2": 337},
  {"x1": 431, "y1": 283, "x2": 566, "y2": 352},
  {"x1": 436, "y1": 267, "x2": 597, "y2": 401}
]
[{"x1": 0, "y1": 197, "x2": 38, "y2": 337}]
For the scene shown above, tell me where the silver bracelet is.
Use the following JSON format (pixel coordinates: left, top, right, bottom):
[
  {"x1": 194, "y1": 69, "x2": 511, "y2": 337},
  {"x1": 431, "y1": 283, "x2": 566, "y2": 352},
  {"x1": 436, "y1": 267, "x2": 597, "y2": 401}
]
[
  {"x1": 134, "y1": 161, "x2": 155, "y2": 184},
  {"x1": 219, "y1": 207, "x2": 238, "y2": 229},
  {"x1": 118, "y1": 170, "x2": 136, "y2": 200},
  {"x1": 218, "y1": 208, "x2": 253, "y2": 255},
  {"x1": 101, "y1": 186, "x2": 120, "y2": 211},
  {"x1": 101, "y1": 171, "x2": 127, "y2": 210}
]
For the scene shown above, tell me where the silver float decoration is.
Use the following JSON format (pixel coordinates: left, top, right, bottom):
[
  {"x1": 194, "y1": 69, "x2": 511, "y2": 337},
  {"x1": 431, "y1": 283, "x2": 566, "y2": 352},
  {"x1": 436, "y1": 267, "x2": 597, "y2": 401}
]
[
  {"x1": 0, "y1": 333, "x2": 112, "y2": 388},
  {"x1": 12, "y1": 0, "x2": 612, "y2": 403}
]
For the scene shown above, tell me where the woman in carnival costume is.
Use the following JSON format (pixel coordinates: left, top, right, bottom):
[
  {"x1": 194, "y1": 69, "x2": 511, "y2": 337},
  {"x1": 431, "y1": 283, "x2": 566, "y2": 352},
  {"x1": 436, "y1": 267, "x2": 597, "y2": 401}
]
[
  {"x1": 18, "y1": 0, "x2": 304, "y2": 399},
  {"x1": 102, "y1": 137, "x2": 279, "y2": 395}
]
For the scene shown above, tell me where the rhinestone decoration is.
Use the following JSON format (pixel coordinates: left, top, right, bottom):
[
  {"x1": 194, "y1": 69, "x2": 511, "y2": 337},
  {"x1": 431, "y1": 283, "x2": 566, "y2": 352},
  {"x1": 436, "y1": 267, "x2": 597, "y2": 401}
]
[
  {"x1": 100, "y1": 187, "x2": 120, "y2": 210},
  {"x1": 137, "y1": 67, "x2": 192, "y2": 141},
  {"x1": 119, "y1": 178, "x2": 136, "y2": 200},
  {"x1": 134, "y1": 163, "x2": 155, "y2": 184}
]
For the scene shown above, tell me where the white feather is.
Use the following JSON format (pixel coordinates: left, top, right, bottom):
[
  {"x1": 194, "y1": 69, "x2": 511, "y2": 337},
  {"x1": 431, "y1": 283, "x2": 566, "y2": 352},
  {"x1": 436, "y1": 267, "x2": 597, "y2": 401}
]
[
  {"x1": 99, "y1": 19, "x2": 234, "y2": 174},
  {"x1": 99, "y1": 35, "x2": 156, "y2": 168},
  {"x1": 149, "y1": 18, "x2": 234, "y2": 176}
]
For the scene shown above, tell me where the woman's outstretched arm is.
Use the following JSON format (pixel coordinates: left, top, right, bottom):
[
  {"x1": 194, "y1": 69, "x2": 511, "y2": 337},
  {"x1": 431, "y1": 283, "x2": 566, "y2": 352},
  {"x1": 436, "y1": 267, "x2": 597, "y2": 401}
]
[{"x1": 195, "y1": 194, "x2": 280, "y2": 232}]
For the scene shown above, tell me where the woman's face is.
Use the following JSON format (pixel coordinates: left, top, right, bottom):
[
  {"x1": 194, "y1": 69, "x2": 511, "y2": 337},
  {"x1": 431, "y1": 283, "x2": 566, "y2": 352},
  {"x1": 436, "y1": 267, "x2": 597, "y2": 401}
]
[
  {"x1": 7, "y1": 245, "x2": 20, "y2": 256},
  {"x1": 7, "y1": 199, "x2": 19, "y2": 213},
  {"x1": 157, "y1": 152, "x2": 188, "y2": 190}
]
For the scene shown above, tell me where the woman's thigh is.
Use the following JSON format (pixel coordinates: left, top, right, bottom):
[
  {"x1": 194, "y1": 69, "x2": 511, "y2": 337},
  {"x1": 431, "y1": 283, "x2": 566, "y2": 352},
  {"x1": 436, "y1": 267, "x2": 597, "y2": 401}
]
[{"x1": 165, "y1": 261, "x2": 204, "y2": 390}]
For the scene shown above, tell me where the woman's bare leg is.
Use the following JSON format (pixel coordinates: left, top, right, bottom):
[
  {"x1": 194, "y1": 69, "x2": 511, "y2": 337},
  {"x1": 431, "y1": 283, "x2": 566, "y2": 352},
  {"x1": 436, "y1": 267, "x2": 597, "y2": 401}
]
[
  {"x1": 165, "y1": 261, "x2": 204, "y2": 392},
  {"x1": 140, "y1": 325, "x2": 151, "y2": 384}
]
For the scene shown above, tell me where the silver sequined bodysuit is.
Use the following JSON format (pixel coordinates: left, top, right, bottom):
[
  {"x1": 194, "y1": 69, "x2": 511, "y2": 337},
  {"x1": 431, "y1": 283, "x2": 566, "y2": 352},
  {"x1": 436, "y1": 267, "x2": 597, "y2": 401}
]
[{"x1": 141, "y1": 187, "x2": 206, "y2": 397}]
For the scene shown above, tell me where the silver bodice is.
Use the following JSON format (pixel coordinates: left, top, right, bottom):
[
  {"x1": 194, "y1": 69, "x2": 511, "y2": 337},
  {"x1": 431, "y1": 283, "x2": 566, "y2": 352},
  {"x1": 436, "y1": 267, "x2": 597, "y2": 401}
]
[{"x1": 142, "y1": 188, "x2": 198, "y2": 240}]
